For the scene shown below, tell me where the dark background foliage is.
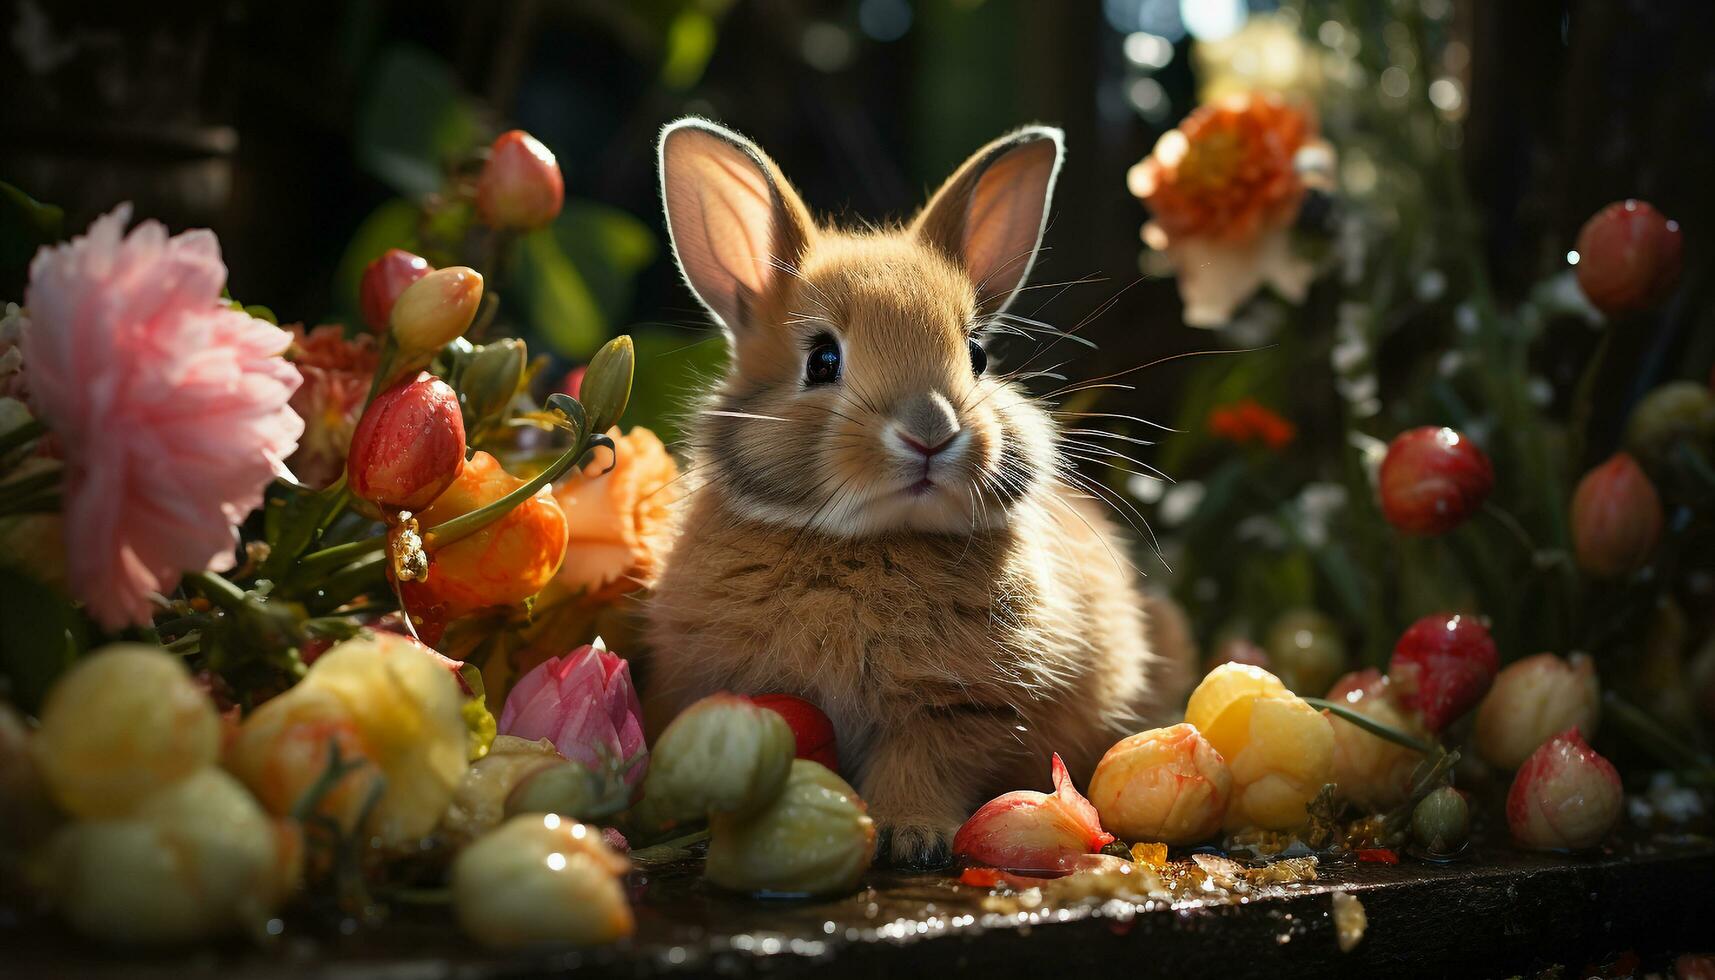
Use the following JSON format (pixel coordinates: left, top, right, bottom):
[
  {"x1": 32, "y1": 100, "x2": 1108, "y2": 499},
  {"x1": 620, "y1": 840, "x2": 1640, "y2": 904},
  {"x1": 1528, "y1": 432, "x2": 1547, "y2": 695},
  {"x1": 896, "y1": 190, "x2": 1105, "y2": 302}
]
[{"x1": 2, "y1": 0, "x2": 1711, "y2": 486}]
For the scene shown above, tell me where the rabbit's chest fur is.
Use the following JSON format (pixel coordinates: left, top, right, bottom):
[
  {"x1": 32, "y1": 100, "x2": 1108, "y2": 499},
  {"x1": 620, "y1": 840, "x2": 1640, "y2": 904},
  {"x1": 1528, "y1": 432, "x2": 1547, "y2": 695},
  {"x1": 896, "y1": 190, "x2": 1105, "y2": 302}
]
[{"x1": 643, "y1": 492, "x2": 1162, "y2": 794}]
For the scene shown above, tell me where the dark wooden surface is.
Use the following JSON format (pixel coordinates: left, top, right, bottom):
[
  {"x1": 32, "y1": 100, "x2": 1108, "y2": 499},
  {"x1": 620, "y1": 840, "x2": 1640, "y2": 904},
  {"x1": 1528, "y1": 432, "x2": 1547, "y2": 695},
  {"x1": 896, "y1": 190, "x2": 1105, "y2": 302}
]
[{"x1": 4, "y1": 834, "x2": 1712, "y2": 980}]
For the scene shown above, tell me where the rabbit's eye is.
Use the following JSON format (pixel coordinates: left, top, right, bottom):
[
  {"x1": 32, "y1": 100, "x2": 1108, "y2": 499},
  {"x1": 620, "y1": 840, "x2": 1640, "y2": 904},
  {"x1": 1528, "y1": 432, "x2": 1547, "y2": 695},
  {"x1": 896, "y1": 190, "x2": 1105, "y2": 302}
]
[
  {"x1": 968, "y1": 338, "x2": 988, "y2": 377},
  {"x1": 805, "y1": 335, "x2": 841, "y2": 386}
]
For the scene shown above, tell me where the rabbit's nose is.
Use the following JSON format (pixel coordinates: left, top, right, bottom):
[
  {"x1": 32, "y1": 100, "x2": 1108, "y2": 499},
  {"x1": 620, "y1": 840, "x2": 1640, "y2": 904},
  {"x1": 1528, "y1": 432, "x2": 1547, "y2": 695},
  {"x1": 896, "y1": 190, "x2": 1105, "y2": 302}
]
[{"x1": 893, "y1": 392, "x2": 961, "y2": 458}]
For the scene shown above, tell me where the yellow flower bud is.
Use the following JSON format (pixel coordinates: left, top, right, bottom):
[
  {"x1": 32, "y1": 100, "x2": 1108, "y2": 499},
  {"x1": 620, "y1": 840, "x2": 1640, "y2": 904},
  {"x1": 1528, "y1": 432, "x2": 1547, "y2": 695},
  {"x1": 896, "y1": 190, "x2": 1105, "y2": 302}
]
[
  {"x1": 1186, "y1": 663, "x2": 1335, "y2": 832},
  {"x1": 1087, "y1": 723, "x2": 1231, "y2": 845},
  {"x1": 389, "y1": 266, "x2": 483, "y2": 353},
  {"x1": 442, "y1": 735, "x2": 562, "y2": 840},
  {"x1": 47, "y1": 768, "x2": 297, "y2": 944},
  {"x1": 705, "y1": 760, "x2": 875, "y2": 896},
  {"x1": 1325, "y1": 670, "x2": 1424, "y2": 811},
  {"x1": 1475, "y1": 653, "x2": 1601, "y2": 770},
  {"x1": 33, "y1": 644, "x2": 220, "y2": 819},
  {"x1": 227, "y1": 632, "x2": 468, "y2": 848},
  {"x1": 642, "y1": 693, "x2": 795, "y2": 823},
  {"x1": 452, "y1": 813, "x2": 633, "y2": 947}
]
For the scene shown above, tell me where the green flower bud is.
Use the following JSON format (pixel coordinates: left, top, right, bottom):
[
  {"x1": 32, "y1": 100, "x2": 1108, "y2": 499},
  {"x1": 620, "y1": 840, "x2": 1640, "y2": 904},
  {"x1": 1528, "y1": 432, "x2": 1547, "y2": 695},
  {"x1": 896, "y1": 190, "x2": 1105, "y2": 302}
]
[
  {"x1": 1410, "y1": 785, "x2": 1469, "y2": 854},
  {"x1": 459, "y1": 339, "x2": 526, "y2": 426},
  {"x1": 579, "y1": 335, "x2": 634, "y2": 435},
  {"x1": 705, "y1": 760, "x2": 875, "y2": 897},
  {"x1": 641, "y1": 693, "x2": 794, "y2": 823}
]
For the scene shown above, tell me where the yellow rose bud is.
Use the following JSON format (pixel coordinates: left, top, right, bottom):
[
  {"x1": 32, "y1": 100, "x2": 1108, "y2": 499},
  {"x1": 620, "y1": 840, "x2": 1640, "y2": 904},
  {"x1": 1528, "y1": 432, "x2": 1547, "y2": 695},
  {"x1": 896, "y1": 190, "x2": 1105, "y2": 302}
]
[
  {"x1": 642, "y1": 693, "x2": 795, "y2": 823},
  {"x1": 33, "y1": 644, "x2": 220, "y2": 819},
  {"x1": 1186, "y1": 663, "x2": 1335, "y2": 832},
  {"x1": 452, "y1": 813, "x2": 633, "y2": 947},
  {"x1": 227, "y1": 632, "x2": 468, "y2": 848},
  {"x1": 1087, "y1": 724, "x2": 1231, "y2": 845},
  {"x1": 1474, "y1": 653, "x2": 1601, "y2": 770},
  {"x1": 390, "y1": 266, "x2": 483, "y2": 353},
  {"x1": 47, "y1": 768, "x2": 296, "y2": 944},
  {"x1": 442, "y1": 735, "x2": 562, "y2": 840},
  {"x1": 1324, "y1": 670, "x2": 1424, "y2": 811},
  {"x1": 705, "y1": 760, "x2": 875, "y2": 897}
]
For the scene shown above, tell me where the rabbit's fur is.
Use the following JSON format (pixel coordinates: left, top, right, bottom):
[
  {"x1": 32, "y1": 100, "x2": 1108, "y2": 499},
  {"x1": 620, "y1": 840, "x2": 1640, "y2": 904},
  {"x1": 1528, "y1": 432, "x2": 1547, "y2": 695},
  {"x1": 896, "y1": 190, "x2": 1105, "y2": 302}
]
[{"x1": 645, "y1": 118, "x2": 1193, "y2": 867}]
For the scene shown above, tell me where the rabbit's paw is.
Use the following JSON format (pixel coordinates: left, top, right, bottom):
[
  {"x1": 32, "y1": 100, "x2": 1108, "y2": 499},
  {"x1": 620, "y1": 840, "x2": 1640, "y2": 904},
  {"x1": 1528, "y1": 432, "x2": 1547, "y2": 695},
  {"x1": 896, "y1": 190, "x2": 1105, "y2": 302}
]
[{"x1": 875, "y1": 819, "x2": 957, "y2": 869}]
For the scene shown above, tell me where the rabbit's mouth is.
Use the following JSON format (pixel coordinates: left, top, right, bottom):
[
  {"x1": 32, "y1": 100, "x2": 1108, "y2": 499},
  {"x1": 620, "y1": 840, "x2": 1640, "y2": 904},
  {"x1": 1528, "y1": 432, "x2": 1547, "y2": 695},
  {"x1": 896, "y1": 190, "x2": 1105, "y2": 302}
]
[{"x1": 904, "y1": 477, "x2": 938, "y2": 496}]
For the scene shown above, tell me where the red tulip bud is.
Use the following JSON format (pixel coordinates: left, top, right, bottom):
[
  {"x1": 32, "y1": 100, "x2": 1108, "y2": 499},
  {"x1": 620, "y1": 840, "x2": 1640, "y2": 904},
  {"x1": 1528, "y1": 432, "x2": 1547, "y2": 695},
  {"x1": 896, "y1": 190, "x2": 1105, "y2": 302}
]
[
  {"x1": 747, "y1": 694, "x2": 840, "y2": 773},
  {"x1": 359, "y1": 249, "x2": 432, "y2": 333},
  {"x1": 347, "y1": 372, "x2": 466, "y2": 514},
  {"x1": 1574, "y1": 199, "x2": 1682, "y2": 317},
  {"x1": 477, "y1": 130, "x2": 565, "y2": 231},
  {"x1": 1379, "y1": 426, "x2": 1494, "y2": 536},
  {"x1": 1570, "y1": 453, "x2": 1663, "y2": 577},
  {"x1": 1506, "y1": 728, "x2": 1621, "y2": 851},
  {"x1": 1387, "y1": 612, "x2": 1498, "y2": 733},
  {"x1": 391, "y1": 267, "x2": 483, "y2": 354}
]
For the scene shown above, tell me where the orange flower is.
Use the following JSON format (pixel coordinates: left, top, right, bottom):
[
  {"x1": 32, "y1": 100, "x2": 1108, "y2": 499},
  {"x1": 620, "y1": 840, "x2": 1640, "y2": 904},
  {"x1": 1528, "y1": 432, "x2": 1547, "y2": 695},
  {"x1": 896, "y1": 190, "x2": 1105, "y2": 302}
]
[
  {"x1": 553, "y1": 427, "x2": 680, "y2": 600},
  {"x1": 1128, "y1": 94, "x2": 1333, "y2": 326},
  {"x1": 406, "y1": 451, "x2": 569, "y2": 618},
  {"x1": 285, "y1": 325, "x2": 377, "y2": 488},
  {"x1": 1207, "y1": 398, "x2": 1296, "y2": 450}
]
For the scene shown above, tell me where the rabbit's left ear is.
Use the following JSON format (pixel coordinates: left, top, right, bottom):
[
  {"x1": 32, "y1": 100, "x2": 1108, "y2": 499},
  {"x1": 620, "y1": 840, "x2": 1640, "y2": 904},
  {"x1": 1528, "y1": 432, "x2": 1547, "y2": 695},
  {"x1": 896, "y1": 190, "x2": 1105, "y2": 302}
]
[{"x1": 911, "y1": 126, "x2": 1064, "y2": 316}]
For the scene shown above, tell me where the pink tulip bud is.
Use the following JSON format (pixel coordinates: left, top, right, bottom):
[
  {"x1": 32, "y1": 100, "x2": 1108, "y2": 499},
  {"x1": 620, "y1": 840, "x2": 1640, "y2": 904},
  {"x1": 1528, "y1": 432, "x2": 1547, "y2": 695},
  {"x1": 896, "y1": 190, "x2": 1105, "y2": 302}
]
[
  {"x1": 359, "y1": 248, "x2": 432, "y2": 333},
  {"x1": 1388, "y1": 612, "x2": 1499, "y2": 733},
  {"x1": 1574, "y1": 199, "x2": 1682, "y2": 317},
  {"x1": 476, "y1": 130, "x2": 565, "y2": 231},
  {"x1": 498, "y1": 644, "x2": 648, "y2": 794},
  {"x1": 390, "y1": 266, "x2": 483, "y2": 353},
  {"x1": 952, "y1": 754, "x2": 1114, "y2": 875},
  {"x1": 1570, "y1": 453, "x2": 1663, "y2": 577},
  {"x1": 1506, "y1": 728, "x2": 1621, "y2": 851},
  {"x1": 1379, "y1": 426, "x2": 1494, "y2": 536},
  {"x1": 1475, "y1": 653, "x2": 1601, "y2": 770},
  {"x1": 1087, "y1": 724, "x2": 1231, "y2": 845},
  {"x1": 346, "y1": 372, "x2": 466, "y2": 513}
]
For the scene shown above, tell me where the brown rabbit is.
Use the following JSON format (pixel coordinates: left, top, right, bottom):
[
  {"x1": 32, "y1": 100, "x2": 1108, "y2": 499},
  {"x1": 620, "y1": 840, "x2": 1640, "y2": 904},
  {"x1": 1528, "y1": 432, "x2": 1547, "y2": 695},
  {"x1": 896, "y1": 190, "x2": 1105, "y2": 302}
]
[{"x1": 645, "y1": 118, "x2": 1194, "y2": 867}]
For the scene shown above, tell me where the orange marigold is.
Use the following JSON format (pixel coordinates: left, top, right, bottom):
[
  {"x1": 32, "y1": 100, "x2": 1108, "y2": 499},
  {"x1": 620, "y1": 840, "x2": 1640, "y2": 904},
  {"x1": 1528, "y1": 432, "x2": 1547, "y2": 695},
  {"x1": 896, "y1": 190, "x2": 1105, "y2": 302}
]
[
  {"x1": 553, "y1": 426, "x2": 680, "y2": 601},
  {"x1": 1207, "y1": 399, "x2": 1296, "y2": 450}
]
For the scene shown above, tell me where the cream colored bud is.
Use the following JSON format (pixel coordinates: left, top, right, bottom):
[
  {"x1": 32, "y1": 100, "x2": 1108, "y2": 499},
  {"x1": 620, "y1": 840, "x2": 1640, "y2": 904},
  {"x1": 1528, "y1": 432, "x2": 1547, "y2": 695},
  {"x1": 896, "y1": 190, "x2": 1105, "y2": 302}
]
[
  {"x1": 390, "y1": 266, "x2": 483, "y2": 353},
  {"x1": 642, "y1": 693, "x2": 795, "y2": 822},
  {"x1": 452, "y1": 814, "x2": 633, "y2": 947},
  {"x1": 1474, "y1": 653, "x2": 1601, "y2": 770}
]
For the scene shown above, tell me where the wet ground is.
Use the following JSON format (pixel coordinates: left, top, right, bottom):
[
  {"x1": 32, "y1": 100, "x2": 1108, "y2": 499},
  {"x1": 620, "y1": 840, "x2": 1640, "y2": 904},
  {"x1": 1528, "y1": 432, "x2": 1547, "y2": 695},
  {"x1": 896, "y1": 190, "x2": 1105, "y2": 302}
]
[{"x1": 5, "y1": 832, "x2": 1710, "y2": 979}]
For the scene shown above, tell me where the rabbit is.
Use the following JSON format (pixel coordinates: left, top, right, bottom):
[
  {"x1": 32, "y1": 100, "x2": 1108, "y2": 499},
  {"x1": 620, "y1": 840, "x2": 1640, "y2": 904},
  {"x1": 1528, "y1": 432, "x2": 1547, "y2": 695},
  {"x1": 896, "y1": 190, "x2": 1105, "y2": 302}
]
[{"x1": 644, "y1": 117, "x2": 1195, "y2": 868}]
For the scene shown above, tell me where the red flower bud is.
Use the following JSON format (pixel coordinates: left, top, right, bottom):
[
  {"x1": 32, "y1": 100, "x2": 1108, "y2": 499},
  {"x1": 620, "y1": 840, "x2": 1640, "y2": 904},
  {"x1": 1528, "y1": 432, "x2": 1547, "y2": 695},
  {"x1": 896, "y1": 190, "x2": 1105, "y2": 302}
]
[
  {"x1": 476, "y1": 130, "x2": 565, "y2": 231},
  {"x1": 747, "y1": 694, "x2": 840, "y2": 773},
  {"x1": 347, "y1": 372, "x2": 466, "y2": 514},
  {"x1": 359, "y1": 249, "x2": 432, "y2": 333},
  {"x1": 1387, "y1": 612, "x2": 1498, "y2": 733},
  {"x1": 1506, "y1": 728, "x2": 1621, "y2": 851},
  {"x1": 1570, "y1": 453, "x2": 1663, "y2": 577},
  {"x1": 1379, "y1": 426, "x2": 1494, "y2": 535},
  {"x1": 1574, "y1": 199, "x2": 1682, "y2": 317}
]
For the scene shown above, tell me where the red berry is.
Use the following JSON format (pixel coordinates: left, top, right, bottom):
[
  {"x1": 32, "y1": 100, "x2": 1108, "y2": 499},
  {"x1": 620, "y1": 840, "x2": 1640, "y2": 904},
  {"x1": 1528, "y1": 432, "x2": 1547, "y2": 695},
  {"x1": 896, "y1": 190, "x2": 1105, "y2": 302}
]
[
  {"x1": 358, "y1": 248, "x2": 432, "y2": 333},
  {"x1": 346, "y1": 372, "x2": 466, "y2": 514},
  {"x1": 1574, "y1": 199, "x2": 1682, "y2": 317},
  {"x1": 747, "y1": 693, "x2": 839, "y2": 773},
  {"x1": 1570, "y1": 452, "x2": 1663, "y2": 577},
  {"x1": 1379, "y1": 426, "x2": 1494, "y2": 536},
  {"x1": 1387, "y1": 612, "x2": 1499, "y2": 733}
]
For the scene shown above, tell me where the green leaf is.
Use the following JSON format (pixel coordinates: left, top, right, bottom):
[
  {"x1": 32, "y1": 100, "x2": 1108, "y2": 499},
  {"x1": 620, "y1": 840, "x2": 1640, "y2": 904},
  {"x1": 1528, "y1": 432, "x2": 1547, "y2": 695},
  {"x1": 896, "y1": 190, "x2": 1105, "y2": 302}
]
[
  {"x1": 514, "y1": 229, "x2": 606, "y2": 359},
  {"x1": 659, "y1": 8, "x2": 718, "y2": 90},
  {"x1": 332, "y1": 198, "x2": 421, "y2": 325},
  {"x1": 0, "y1": 568, "x2": 86, "y2": 713},
  {"x1": 553, "y1": 201, "x2": 658, "y2": 326},
  {"x1": 0, "y1": 182, "x2": 64, "y2": 297},
  {"x1": 356, "y1": 44, "x2": 483, "y2": 197}
]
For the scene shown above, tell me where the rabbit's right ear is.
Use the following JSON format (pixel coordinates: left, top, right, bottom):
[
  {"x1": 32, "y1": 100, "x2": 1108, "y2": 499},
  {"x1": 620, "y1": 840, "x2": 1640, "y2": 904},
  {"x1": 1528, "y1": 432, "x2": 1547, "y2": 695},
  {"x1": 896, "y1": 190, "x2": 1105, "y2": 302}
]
[{"x1": 658, "y1": 118, "x2": 814, "y2": 334}]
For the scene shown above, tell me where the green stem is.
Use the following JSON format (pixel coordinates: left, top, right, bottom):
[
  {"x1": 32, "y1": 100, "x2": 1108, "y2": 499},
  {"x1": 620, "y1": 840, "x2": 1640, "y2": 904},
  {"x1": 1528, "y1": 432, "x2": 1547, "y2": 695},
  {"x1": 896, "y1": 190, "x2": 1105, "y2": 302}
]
[
  {"x1": 186, "y1": 570, "x2": 249, "y2": 614},
  {"x1": 428, "y1": 431, "x2": 604, "y2": 549},
  {"x1": 1302, "y1": 697, "x2": 1438, "y2": 756},
  {"x1": 1603, "y1": 692, "x2": 1715, "y2": 773},
  {"x1": 0, "y1": 418, "x2": 47, "y2": 457},
  {"x1": 307, "y1": 553, "x2": 389, "y2": 614}
]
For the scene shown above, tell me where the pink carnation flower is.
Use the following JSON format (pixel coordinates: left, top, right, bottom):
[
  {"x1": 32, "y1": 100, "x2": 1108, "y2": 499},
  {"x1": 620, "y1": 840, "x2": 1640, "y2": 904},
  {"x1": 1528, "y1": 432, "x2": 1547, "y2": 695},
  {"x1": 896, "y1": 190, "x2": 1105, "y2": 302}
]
[
  {"x1": 20, "y1": 205, "x2": 303, "y2": 629},
  {"x1": 498, "y1": 643, "x2": 648, "y2": 792}
]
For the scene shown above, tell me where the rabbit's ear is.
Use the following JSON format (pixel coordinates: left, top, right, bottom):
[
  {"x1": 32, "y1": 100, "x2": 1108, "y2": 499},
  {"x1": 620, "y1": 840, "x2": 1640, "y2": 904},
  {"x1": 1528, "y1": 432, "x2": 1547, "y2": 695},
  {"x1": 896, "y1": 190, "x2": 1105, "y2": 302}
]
[
  {"x1": 912, "y1": 126, "x2": 1064, "y2": 316},
  {"x1": 659, "y1": 118, "x2": 814, "y2": 333}
]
